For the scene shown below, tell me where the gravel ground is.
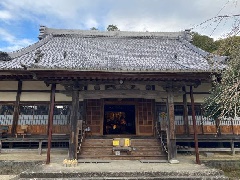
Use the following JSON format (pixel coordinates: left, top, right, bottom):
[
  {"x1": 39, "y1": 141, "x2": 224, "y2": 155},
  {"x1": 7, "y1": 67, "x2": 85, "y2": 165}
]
[{"x1": 1, "y1": 148, "x2": 238, "y2": 179}]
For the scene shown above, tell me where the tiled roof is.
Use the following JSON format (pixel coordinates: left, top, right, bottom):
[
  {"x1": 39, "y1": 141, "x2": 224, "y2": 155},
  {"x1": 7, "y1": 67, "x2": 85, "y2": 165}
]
[{"x1": 0, "y1": 26, "x2": 225, "y2": 72}]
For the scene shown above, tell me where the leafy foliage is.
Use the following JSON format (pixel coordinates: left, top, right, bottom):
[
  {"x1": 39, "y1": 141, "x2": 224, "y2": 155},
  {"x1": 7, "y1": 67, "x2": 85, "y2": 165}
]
[
  {"x1": 203, "y1": 45, "x2": 240, "y2": 119},
  {"x1": 107, "y1": 24, "x2": 119, "y2": 31},
  {"x1": 192, "y1": 32, "x2": 240, "y2": 57},
  {"x1": 215, "y1": 36, "x2": 240, "y2": 56},
  {"x1": 191, "y1": 32, "x2": 218, "y2": 53},
  {"x1": 90, "y1": 27, "x2": 98, "y2": 30}
]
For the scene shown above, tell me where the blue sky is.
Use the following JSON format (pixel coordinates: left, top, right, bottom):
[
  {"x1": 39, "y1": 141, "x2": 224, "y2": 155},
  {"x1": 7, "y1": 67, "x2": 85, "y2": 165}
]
[{"x1": 0, "y1": 0, "x2": 239, "y2": 52}]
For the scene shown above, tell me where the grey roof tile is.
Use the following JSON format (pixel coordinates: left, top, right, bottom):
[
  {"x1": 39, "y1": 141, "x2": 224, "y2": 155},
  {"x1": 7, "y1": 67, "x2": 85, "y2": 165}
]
[{"x1": 0, "y1": 27, "x2": 225, "y2": 72}]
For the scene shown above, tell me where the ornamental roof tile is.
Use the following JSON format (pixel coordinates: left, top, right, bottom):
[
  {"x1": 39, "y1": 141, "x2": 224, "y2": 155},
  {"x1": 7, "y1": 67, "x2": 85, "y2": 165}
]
[{"x1": 0, "y1": 26, "x2": 225, "y2": 72}]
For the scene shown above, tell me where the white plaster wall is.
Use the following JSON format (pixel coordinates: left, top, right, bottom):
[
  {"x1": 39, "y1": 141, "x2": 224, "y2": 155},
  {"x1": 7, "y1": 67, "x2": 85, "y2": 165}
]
[
  {"x1": 55, "y1": 93, "x2": 72, "y2": 101},
  {"x1": 185, "y1": 83, "x2": 211, "y2": 92},
  {"x1": 0, "y1": 92, "x2": 17, "y2": 101},
  {"x1": 138, "y1": 84, "x2": 146, "y2": 90},
  {"x1": 186, "y1": 94, "x2": 209, "y2": 103},
  {"x1": 21, "y1": 92, "x2": 50, "y2": 101},
  {"x1": 22, "y1": 81, "x2": 51, "y2": 90},
  {"x1": 170, "y1": 93, "x2": 209, "y2": 103},
  {"x1": 155, "y1": 85, "x2": 165, "y2": 91},
  {"x1": 155, "y1": 99, "x2": 167, "y2": 103},
  {"x1": 173, "y1": 94, "x2": 184, "y2": 103},
  {"x1": 56, "y1": 84, "x2": 65, "y2": 90},
  {"x1": 0, "y1": 81, "x2": 18, "y2": 90},
  {"x1": 88, "y1": 85, "x2": 95, "y2": 90}
]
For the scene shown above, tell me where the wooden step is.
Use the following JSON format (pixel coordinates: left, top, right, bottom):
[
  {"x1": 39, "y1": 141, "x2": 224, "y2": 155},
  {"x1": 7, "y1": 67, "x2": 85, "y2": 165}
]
[
  {"x1": 80, "y1": 149, "x2": 165, "y2": 155},
  {"x1": 78, "y1": 154, "x2": 167, "y2": 160},
  {"x1": 78, "y1": 137, "x2": 167, "y2": 160}
]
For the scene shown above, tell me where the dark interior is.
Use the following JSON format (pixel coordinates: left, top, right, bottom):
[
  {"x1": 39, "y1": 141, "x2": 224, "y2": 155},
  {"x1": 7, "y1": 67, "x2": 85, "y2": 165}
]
[{"x1": 104, "y1": 105, "x2": 136, "y2": 135}]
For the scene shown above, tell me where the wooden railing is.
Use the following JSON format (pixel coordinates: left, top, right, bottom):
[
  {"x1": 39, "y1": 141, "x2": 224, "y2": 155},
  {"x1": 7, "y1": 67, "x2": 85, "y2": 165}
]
[
  {"x1": 0, "y1": 115, "x2": 69, "y2": 125},
  {"x1": 174, "y1": 116, "x2": 240, "y2": 135},
  {"x1": 77, "y1": 120, "x2": 86, "y2": 155},
  {"x1": 155, "y1": 122, "x2": 168, "y2": 154},
  {"x1": 0, "y1": 114, "x2": 70, "y2": 135}
]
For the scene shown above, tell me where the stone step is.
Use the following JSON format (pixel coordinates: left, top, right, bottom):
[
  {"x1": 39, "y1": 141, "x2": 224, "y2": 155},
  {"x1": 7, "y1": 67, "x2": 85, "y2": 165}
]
[
  {"x1": 19, "y1": 170, "x2": 228, "y2": 179},
  {"x1": 18, "y1": 176, "x2": 228, "y2": 180}
]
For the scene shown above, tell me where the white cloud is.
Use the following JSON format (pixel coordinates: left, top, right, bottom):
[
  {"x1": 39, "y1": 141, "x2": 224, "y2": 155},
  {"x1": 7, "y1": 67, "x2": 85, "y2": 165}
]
[
  {"x1": 0, "y1": 0, "x2": 239, "y2": 52},
  {"x1": 0, "y1": 28, "x2": 35, "y2": 52},
  {"x1": 0, "y1": 10, "x2": 12, "y2": 20},
  {"x1": 2, "y1": 0, "x2": 238, "y2": 32},
  {"x1": 84, "y1": 18, "x2": 99, "y2": 29}
]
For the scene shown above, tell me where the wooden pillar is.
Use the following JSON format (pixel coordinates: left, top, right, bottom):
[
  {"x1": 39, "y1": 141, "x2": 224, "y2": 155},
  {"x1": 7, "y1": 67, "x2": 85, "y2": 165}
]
[
  {"x1": 46, "y1": 84, "x2": 56, "y2": 164},
  {"x1": 83, "y1": 100, "x2": 87, "y2": 123},
  {"x1": 152, "y1": 99, "x2": 156, "y2": 136},
  {"x1": 231, "y1": 140, "x2": 235, "y2": 156},
  {"x1": 11, "y1": 80, "x2": 22, "y2": 136},
  {"x1": 69, "y1": 90, "x2": 80, "y2": 160},
  {"x1": 38, "y1": 140, "x2": 43, "y2": 155},
  {"x1": 190, "y1": 86, "x2": 200, "y2": 164},
  {"x1": 167, "y1": 90, "x2": 177, "y2": 161},
  {"x1": 215, "y1": 118, "x2": 221, "y2": 137},
  {"x1": 200, "y1": 110, "x2": 204, "y2": 135},
  {"x1": 231, "y1": 118, "x2": 234, "y2": 135},
  {"x1": 182, "y1": 86, "x2": 189, "y2": 136},
  {"x1": 0, "y1": 140, "x2": 2, "y2": 153}
]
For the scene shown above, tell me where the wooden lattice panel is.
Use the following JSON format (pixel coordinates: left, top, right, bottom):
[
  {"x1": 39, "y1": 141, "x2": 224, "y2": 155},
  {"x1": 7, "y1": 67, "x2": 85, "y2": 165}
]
[
  {"x1": 137, "y1": 99, "x2": 154, "y2": 135},
  {"x1": 86, "y1": 99, "x2": 103, "y2": 135}
]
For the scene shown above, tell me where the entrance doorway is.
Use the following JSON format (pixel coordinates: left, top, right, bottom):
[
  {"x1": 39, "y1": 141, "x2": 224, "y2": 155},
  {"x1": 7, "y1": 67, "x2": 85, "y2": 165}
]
[{"x1": 104, "y1": 105, "x2": 136, "y2": 135}]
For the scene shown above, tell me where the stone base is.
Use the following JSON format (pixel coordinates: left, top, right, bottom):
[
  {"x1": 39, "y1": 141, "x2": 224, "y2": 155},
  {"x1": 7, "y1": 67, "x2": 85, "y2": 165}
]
[
  {"x1": 169, "y1": 159, "x2": 180, "y2": 164},
  {"x1": 204, "y1": 152, "x2": 214, "y2": 158}
]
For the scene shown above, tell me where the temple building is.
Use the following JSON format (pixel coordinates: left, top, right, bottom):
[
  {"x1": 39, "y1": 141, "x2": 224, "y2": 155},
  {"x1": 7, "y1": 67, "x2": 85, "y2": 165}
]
[{"x1": 1, "y1": 26, "x2": 235, "y2": 162}]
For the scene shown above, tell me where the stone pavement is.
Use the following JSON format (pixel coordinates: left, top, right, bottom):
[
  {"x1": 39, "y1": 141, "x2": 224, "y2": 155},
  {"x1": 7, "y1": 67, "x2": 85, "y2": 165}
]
[{"x1": 0, "y1": 148, "x2": 230, "y2": 179}]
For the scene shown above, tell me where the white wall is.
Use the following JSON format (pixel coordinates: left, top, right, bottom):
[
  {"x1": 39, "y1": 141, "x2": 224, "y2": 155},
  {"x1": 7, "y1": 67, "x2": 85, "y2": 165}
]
[
  {"x1": 0, "y1": 81, "x2": 18, "y2": 90},
  {"x1": 22, "y1": 81, "x2": 51, "y2": 90},
  {"x1": 0, "y1": 92, "x2": 17, "y2": 101},
  {"x1": 55, "y1": 93, "x2": 72, "y2": 101},
  {"x1": 21, "y1": 92, "x2": 50, "y2": 101}
]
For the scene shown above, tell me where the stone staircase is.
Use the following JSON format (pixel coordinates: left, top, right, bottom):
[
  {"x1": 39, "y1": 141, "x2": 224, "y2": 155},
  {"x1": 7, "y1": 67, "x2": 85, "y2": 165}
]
[
  {"x1": 18, "y1": 169, "x2": 228, "y2": 180},
  {"x1": 78, "y1": 137, "x2": 168, "y2": 160}
]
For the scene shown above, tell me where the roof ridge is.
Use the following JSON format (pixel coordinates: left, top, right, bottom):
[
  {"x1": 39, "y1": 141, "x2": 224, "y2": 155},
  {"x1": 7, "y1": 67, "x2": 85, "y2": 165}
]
[
  {"x1": 38, "y1": 26, "x2": 188, "y2": 40},
  {"x1": 178, "y1": 37, "x2": 210, "y2": 58},
  {"x1": 8, "y1": 34, "x2": 53, "y2": 59},
  {"x1": 179, "y1": 37, "x2": 227, "y2": 69}
]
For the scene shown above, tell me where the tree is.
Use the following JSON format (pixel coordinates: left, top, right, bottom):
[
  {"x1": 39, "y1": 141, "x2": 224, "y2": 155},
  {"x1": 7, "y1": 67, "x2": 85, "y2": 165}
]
[
  {"x1": 191, "y1": 32, "x2": 218, "y2": 53},
  {"x1": 90, "y1": 27, "x2": 98, "y2": 30},
  {"x1": 214, "y1": 36, "x2": 240, "y2": 56},
  {"x1": 203, "y1": 45, "x2": 240, "y2": 120},
  {"x1": 107, "y1": 24, "x2": 119, "y2": 31}
]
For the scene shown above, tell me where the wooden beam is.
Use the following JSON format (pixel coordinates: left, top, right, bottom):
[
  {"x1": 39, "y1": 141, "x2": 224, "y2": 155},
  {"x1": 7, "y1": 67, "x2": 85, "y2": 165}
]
[
  {"x1": 190, "y1": 86, "x2": 200, "y2": 164},
  {"x1": 77, "y1": 90, "x2": 167, "y2": 99},
  {"x1": 69, "y1": 90, "x2": 79, "y2": 160},
  {"x1": 167, "y1": 90, "x2": 177, "y2": 161},
  {"x1": 32, "y1": 70, "x2": 212, "y2": 82},
  {"x1": 11, "y1": 80, "x2": 22, "y2": 136},
  {"x1": 46, "y1": 83, "x2": 56, "y2": 164}
]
